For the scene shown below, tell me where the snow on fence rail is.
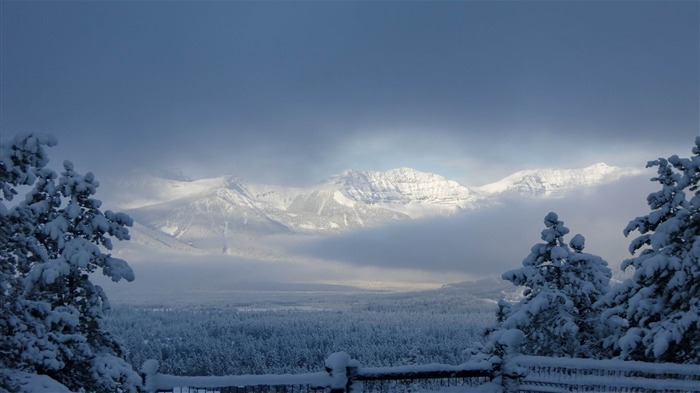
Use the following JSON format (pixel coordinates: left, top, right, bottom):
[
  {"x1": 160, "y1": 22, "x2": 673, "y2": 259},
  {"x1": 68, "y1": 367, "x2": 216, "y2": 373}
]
[
  {"x1": 142, "y1": 353, "x2": 700, "y2": 393},
  {"x1": 351, "y1": 360, "x2": 496, "y2": 393},
  {"x1": 516, "y1": 355, "x2": 700, "y2": 392},
  {"x1": 141, "y1": 354, "x2": 496, "y2": 393}
]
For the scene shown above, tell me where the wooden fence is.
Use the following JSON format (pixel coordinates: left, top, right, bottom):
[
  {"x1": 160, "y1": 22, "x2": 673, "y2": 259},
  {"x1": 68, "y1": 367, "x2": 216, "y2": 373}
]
[
  {"x1": 515, "y1": 355, "x2": 700, "y2": 392},
  {"x1": 143, "y1": 353, "x2": 700, "y2": 393}
]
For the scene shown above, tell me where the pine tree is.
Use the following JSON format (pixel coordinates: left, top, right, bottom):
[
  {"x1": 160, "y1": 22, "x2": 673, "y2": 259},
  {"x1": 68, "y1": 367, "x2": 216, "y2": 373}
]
[
  {"x1": 0, "y1": 134, "x2": 141, "y2": 392},
  {"x1": 602, "y1": 138, "x2": 700, "y2": 363},
  {"x1": 482, "y1": 212, "x2": 611, "y2": 358},
  {"x1": 566, "y1": 234, "x2": 613, "y2": 357}
]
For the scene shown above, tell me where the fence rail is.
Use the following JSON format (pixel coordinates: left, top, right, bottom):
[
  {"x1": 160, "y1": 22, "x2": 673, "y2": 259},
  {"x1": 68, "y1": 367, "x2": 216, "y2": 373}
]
[
  {"x1": 356, "y1": 363, "x2": 492, "y2": 381},
  {"x1": 516, "y1": 355, "x2": 700, "y2": 392},
  {"x1": 143, "y1": 353, "x2": 700, "y2": 393}
]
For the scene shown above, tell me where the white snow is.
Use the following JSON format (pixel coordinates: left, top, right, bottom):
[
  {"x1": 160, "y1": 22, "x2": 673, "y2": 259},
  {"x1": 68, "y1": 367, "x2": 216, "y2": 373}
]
[
  {"x1": 477, "y1": 162, "x2": 644, "y2": 197},
  {"x1": 516, "y1": 355, "x2": 700, "y2": 391},
  {"x1": 160, "y1": 224, "x2": 179, "y2": 236},
  {"x1": 514, "y1": 355, "x2": 700, "y2": 376},
  {"x1": 0, "y1": 369, "x2": 73, "y2": 393},
  {"x1": 155, "y1": 372, "x2": 331, "y2": 390},
  {"x1": 102, "y1": 163, "x2": 645, "y2": 256},
  {"x1": 332, "y1": 190, "x2": 356, "y2": 207}
]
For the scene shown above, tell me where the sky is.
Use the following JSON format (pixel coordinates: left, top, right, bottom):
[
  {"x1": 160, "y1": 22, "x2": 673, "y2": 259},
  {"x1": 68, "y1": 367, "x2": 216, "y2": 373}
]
[
  {"x1": 2, "y1": 1, "x2": 698, "y2": 187},
  {"x1": 2, "y1": 1, "x2": 700, "y2": 290}
]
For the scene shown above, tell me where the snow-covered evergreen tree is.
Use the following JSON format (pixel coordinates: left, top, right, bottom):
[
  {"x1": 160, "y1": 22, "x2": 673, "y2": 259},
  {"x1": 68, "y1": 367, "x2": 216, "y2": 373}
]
[
  {"x1": 602, "y1": 138, "x2": 700, "y2": 363},
  {"x1": 482, "y1": 212, "x2": 611, "y2": 358},
  {"x1": 566, "y1": 234, "x2": 615, "y2": 357},
  {"x1": 0, "y1": 134, "x2": 141, "y2": 392}
]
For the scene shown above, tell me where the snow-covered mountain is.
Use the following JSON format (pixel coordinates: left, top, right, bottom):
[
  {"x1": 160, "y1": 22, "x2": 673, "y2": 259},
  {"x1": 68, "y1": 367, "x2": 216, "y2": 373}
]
[
  {"x1": 110, "y1": 163, "x2": 643, "y2": 254},
  {"x1": 476, "y1": 163, "x2": 644, "y2": 197},
  {"x1": 324, "y1": 168, "x2": 476, "y2": 206}
]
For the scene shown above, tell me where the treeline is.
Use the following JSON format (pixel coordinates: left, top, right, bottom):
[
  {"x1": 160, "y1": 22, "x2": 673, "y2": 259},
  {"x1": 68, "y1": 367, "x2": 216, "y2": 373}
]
[{"x1": 105, "y1": 295, "x2": 495, "y2": 376}]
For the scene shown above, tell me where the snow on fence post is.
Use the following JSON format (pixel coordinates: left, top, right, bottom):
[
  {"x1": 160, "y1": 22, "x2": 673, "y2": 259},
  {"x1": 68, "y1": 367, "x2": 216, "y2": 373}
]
[
  {"x1": 497, "y1": 329, "x2": 524, "y2": 393},
  {"x1": 141, "y1": 359, "x2": 160, "y2": 393},
  {"x1": 346, "y1": 361, "x2": 362, "y2": 393},
  {"x1": 325, "y1": 351, "x2": 361, "y2": 393}
]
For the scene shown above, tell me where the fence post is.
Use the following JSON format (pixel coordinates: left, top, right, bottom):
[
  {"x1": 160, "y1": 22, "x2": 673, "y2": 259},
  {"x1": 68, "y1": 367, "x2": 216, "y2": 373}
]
[
  {"x1": 325, "y1": 351, "x2": 360, "y2": 393},
  {"x1": 496, "y1": 329, "x2": 524, "y2": 393},
  {"x1": 141, "y1": 359, "x2": 160, "y2": 393},
  {"x1": 501, "y1": 365, "x2": 520, "y2": 393},
  {"x1": 346, "y1": 362, "x2": 361, "y2": 393},
  {"x1": 325, "y1": 352, "x2": 350, "y2": 393}
]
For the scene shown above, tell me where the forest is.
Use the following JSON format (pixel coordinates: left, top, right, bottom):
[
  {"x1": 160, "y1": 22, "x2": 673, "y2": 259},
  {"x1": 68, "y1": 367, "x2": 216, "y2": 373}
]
[{"x1": 104, "y1": 287, "x2": 497, "y2": 376}]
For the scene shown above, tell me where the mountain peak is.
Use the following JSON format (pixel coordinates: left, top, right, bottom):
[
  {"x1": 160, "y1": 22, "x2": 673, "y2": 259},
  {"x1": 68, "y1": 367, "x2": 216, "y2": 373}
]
[
  {"x1": 323, "y1": 168, "x2": 474, "y2": 206},
  {"x1": 326, "y1": 167, "x2": 452, "y2": 185},
  {"x1": 477, "y1": 162, "x2": 644, "y2": 197}
]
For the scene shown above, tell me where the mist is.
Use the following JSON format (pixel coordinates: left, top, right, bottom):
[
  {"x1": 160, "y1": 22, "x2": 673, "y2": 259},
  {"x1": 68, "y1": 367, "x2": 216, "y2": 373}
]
[
  {"x1": 96, "y1": 172, "x2": 657, "y2": 304},
  {"x1": 282, "y1": 174, "x2": 656, "y2": 278}
]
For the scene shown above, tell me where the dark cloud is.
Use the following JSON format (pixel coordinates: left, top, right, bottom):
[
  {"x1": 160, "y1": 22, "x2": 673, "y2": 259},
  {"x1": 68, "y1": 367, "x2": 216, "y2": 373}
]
[
  {"x1": 1, "y1": 2, "x2": 697, "y2": 185},
  {"x1": 285, "y1": 175, "x2": 658, "y2": 278}
]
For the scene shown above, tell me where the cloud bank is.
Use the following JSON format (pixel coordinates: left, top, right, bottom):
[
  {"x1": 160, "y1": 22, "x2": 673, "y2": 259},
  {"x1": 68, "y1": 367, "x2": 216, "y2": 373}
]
[{"x1": 283, "y1": 175, "x2": 657, "y2": 278}]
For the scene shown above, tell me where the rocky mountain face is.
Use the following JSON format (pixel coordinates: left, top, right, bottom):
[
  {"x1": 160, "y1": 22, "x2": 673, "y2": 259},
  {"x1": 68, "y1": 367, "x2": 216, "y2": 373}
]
[
  {"x1": 112, "y1": 163, "x2": 643, "y2": 254},
  {"x1": 324, "y1": 168, "x2": 476, "y2": 206}
]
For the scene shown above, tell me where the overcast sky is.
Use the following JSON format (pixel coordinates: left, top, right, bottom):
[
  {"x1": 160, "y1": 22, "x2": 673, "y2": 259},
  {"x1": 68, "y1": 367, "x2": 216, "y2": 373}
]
[{"x1": 2, "y1": 1, "x2": 698, "y2": 187}]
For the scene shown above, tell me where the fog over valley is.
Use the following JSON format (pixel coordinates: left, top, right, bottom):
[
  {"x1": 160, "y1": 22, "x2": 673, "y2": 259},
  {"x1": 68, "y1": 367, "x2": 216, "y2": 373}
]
[{"x1": 95, "y1": 164, "x2": 657, "y2": 298}]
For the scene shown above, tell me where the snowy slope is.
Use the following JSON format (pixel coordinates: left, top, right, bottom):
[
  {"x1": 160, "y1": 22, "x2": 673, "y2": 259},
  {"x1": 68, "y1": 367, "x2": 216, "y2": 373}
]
[
  {"x1": 108, "y1": 175, "x2": 228, "y2": 209},
  {"x1": 476, "y1": 163, "x2": 643, "y2": 197},
  {"x1": 122, "y1": 167, "x2": 486, "y2": 252},
  {"x1": 324, "y1": 168, "x2": 476, "y2": 205}
]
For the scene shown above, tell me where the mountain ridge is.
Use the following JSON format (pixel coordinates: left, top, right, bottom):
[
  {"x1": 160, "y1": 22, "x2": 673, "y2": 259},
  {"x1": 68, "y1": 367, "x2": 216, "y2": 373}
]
[
  {"x1": 111, "y1": 163, "x2": 644, "y2": 255},
  {"x1": 476, "y1": 162, "x2": 644, "y2": 197}
]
